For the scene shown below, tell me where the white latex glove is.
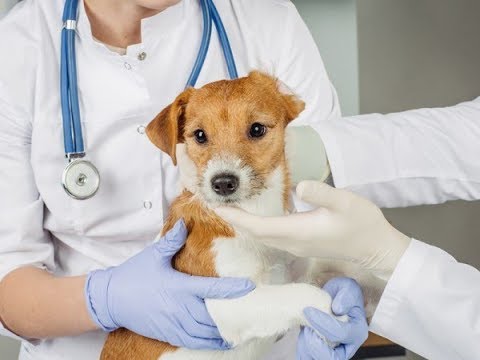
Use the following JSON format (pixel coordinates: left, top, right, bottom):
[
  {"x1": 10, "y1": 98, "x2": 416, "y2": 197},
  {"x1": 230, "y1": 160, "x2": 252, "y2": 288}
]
[
  {"x1": 285, "y1": 126, "x2": 331, "y2": 186},
  {"x1": 216, "y1": 181, "x2": 411, "y2": 280}
]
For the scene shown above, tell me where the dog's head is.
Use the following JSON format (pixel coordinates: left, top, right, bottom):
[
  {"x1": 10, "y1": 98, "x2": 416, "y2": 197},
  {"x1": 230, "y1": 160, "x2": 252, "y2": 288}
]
[{"x1": 146, "y1": 71, "x2": 305, "y2": 206}]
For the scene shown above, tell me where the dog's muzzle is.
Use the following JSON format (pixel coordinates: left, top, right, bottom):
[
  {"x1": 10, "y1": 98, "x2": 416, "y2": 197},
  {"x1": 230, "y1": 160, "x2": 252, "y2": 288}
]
[{"x1": 200, "y1": 155, "x2": 261, "y2": 204}]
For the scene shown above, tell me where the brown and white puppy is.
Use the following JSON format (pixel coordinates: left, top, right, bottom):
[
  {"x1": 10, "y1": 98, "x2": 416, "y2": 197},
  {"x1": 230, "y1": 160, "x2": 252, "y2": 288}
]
[{"x1": 100, "y1": 71, "x2": 340, "y2": 360}]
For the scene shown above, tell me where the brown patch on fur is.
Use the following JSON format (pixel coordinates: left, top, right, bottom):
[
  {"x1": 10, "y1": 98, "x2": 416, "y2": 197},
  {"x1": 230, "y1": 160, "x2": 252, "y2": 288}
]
[
  {"x1": 101, "y1": 329, "x2": 176, "y2": 360},
  {"x1": 101, "y1": 193, "x2": 234, "y2": 360},
  {"x1": 101, "y1": 72, "x2": 304, "y2": 360},
  {"x1": 163, "y1": 191, "x2": 235, "y2": 277}
]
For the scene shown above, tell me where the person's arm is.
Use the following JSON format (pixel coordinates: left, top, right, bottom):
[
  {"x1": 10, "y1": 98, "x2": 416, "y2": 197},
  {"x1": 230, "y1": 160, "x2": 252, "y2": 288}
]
[
  {"x1": 0, "y1": 37, "x2": 96, "y2": 338},
  {"x1": 253, "y1": 2, "x2": 480, "y2": 208},
  {"x1": 312, "y1": 98, "x2": 480, "y2": 208},
  {"x1": 0, "y1": 77, "x2": 64, "y2": 340},
  {"x1": 0, "y1": 219, "x2": 255, "y2": 348},
  {"x1": 216, "y1": 182, "x2": 480, "y2": 358},
  {"x1": 271, "y1": 2, "x2": 341, "y2": 125},
  {"x1": 0, "y1": 269, "x2": 96, "y2": 339},
  {"x1": 217, "y1": 181, "x2": 410, "y2": 278},
  {"x1": 370, "y1": 240, "x2": 480, "y2": 359},
  {"x1": 0, "y1": 79, "x2": 92, "y2": 339}
]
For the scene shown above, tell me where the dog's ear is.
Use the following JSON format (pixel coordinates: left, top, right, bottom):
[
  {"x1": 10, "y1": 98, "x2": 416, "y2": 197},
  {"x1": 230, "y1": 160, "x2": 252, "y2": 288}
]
[
  {"x1": 146, "y1": 88, "x2": 194, "y2": 165},
  {"x1": 279, "y1": 89, "x2": 305, "y2": 123},
  {"x1": 277, "y1": 81, "x2": 305, "y2": 123},
  {"x1": 248, "y1": 71, "x2": 305, "y2": 123}
]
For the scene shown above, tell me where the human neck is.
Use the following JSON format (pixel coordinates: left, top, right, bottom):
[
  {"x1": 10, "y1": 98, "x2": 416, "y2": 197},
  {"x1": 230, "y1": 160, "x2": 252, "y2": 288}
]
[{"x1": 84, "y1": 0, "x2": 169, "y2": 48}]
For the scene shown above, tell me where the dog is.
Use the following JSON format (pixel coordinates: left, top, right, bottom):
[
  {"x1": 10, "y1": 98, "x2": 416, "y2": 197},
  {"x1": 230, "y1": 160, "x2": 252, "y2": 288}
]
[{"x1": 100, "y1": 71, "x2": 342, "y2": 360}]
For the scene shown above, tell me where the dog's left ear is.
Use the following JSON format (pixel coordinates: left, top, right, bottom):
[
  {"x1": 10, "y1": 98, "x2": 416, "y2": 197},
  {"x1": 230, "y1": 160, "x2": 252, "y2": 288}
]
[
  {"x1": 146, "y1": 88, "x2": 194, "y2": 165},
  {"x1": 278, "y1": 82, "x2": 306, "y2": 123},
  {"x1": 248, "y1": 71, "x2": 305, "y2": 123}
]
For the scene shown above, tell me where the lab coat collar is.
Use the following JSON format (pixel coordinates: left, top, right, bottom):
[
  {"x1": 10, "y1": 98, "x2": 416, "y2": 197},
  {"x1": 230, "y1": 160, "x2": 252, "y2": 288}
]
[{"x1": 75, "y1": 0, "x2": 188, "y2": 53}]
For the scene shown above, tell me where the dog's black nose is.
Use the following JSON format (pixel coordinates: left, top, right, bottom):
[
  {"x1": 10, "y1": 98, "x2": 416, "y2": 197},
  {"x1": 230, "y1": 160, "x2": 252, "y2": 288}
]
[{"x1": 211, "y1": 174, "x2": 239, "y2": 196}]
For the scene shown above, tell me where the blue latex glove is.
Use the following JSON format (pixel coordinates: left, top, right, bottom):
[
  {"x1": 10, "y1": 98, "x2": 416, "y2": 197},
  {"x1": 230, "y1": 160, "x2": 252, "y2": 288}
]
[
  {"x1": 85, "y1": 219, "x2": 255, "y2": 350},
  {"x1": 297, "y1": 277, "x2": 369, "y2": 360}
]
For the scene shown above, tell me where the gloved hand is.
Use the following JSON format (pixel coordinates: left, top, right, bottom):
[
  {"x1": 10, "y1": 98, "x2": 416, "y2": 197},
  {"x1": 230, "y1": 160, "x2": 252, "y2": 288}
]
[
  {"x1": 216, "y1": 181, "x2": 411, "y2": 279},
  {"x1": 297, "y1": 277, "x2": 368, "y2": 360},
  {"x1": 85, "y1": 219, "x2": 255, "y2": 350},
  {"x1": 285, "y1": 126, "x2": 331, "y2": 186}
]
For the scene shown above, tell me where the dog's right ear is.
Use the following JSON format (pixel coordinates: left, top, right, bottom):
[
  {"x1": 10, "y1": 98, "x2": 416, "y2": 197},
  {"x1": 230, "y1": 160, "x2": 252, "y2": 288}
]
[
  {"x1": 146, "y1": 88, "x2": 194, "y2": 165},
  {"x1": 247, "y1": 71, "x2": 305, "y2": 123}
]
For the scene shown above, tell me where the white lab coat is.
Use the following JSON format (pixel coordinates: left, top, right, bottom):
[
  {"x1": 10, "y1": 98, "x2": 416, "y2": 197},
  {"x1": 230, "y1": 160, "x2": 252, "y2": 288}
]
[
  {"x1": 0, "y1": 0, "x2": 339, "y2": 359},
  {"x1": 317, "y1": 99, "x2": 480, "y2": 360}
]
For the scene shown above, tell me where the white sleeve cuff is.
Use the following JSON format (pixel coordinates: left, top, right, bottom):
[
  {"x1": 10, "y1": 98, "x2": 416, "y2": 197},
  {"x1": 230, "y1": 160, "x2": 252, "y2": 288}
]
[
  {"x1": 369, "y1": 239, "x2": 429, "y2": 336},
  {"x1": 312, "y1": 121, "x2": 348, "y2": 189},
  {"x1": 368, "y1": 239, "x2": 480, "y2": 360}
]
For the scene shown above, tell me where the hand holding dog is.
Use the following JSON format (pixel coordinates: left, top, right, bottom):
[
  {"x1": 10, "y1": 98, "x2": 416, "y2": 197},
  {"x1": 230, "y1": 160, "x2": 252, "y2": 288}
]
[
  {"x1": 297, "y1": 278, "x2": 368, "y2": 360},
  {"x1": 85, "y1": 219, "x2": 255, "y2": 350},
  {"x1": 216, "y1": 180, "x2": 411, "y2": 279}
]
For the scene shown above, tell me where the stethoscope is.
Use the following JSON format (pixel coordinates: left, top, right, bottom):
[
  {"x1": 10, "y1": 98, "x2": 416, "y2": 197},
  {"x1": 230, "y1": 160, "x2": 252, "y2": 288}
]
[{"x1": 61, "y1": 0, "x2": 238, "y2": 200}]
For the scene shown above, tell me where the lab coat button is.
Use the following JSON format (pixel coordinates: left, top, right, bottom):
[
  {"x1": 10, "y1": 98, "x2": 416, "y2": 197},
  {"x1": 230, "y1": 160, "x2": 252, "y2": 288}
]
[
  {"x1": 138, "y1": 52, "x2": 147, "y2": 61},
  {"x1": 143, "y1": 201, "x2": 152, "y2": 210},
  {"x1": 124, "y1": 62, "x2": 132, "y2": 70},
  {"x1": 137, "y1": 125, "x2": 146, "y2": 134}
]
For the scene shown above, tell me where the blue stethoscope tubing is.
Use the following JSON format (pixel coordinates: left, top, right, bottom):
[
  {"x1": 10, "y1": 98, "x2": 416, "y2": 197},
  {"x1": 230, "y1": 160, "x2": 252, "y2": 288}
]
[
  {"x1": 186, "y1": 0, "x2": 238, "y2": 88},
  {"x1": 60, "y1": 0, "x2": 238, "y2": 199},
  {"x1": 61, "y1": 0, "x2": 84, "y2": 156}
]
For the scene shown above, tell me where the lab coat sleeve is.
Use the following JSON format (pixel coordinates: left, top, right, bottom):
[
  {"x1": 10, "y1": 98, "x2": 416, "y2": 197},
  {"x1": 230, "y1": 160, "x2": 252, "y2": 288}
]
[
  {"x1": 0, "y1": 3, "x2": 55, "y2": 340},
  {"x1": 268, "y1": 2, "x2": 342, "y2": 127},
  {"x1": 0, "y1": 87, "x2": 56, "y2": 344},
  {"x1": 0, "y1": 83, "x2": 55, "y2": 342},
  {"x1": 370, "y1": 239, "x2": 480, "y2": 359},
  {"x1": 0, "y1": 83, "x2": 55, "y2": 279},
  {"x1": 316, "y1": 98, "x2": 480, "y2": 208}
]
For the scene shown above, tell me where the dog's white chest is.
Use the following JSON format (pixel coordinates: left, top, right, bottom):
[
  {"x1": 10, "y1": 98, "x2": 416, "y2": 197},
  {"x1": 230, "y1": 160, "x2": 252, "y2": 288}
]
[
  {"x1": 212, "y1": 234, "x2": 279, "y2": 284},
  {"x1": 211, "y1": 166, "x2": 291, "y2": 283}
]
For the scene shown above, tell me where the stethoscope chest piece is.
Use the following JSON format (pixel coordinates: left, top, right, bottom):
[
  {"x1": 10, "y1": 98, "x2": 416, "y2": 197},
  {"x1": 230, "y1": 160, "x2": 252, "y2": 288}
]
[{"x1": 62, "y1": 160, "x2": 100, "y2": 200}]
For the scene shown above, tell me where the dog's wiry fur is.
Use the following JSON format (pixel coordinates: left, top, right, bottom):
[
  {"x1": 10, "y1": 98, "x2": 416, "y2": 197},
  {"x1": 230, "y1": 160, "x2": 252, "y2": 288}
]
[{"x1": 100, "y1": 72, "x2": 339, "y2": 360}]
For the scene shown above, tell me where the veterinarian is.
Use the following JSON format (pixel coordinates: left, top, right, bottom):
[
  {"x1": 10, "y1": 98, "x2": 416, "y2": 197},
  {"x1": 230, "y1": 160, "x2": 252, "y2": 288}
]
[
  {"x1": 0, "y1": 0, "x2": 368, "y2": 359},
  {"x1": 218, "y1": 97, "x2": 480, "y2": 359}
]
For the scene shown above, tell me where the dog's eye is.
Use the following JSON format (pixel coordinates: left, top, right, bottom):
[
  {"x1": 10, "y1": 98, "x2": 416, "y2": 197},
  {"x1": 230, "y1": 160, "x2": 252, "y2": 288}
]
[
  {"x1": 194, "y1": 129, "x2": 208, "y2": 144},
  {"x1": 249, "y1": 123, "x2": 267, "y2": 139}
]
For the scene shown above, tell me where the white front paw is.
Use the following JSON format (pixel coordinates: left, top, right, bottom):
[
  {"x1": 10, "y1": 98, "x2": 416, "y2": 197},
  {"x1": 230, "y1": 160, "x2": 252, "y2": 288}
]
[{"x1": 206, "y1": 283, "x2": 342, "y2": 348}]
